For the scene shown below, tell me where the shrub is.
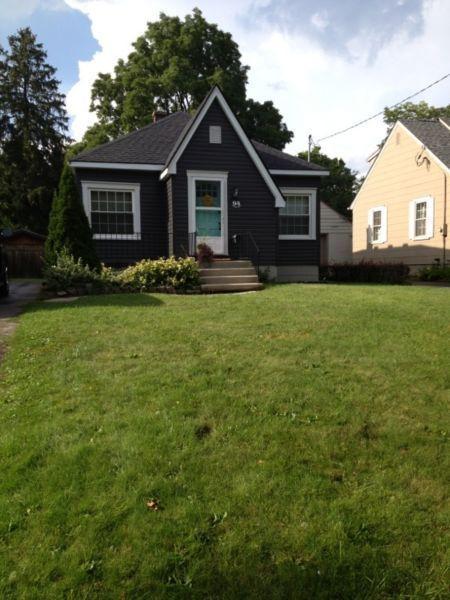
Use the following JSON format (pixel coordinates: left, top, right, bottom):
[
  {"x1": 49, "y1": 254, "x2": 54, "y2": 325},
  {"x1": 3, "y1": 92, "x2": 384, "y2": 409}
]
[
  {"x1": 196, "y1": 243, "x2": 214, "y2": 265},
  {"x1": 45, "y1": 164, "x2": 100, "y2": 270},
  {"x1": 118, "y1": 257, "x2": 200, "y2": 291},
  {"x1": 43, "y1": 250, "x2": 116, "y2": 294},
  {"x1": 321, "y1": 261, "x2": 410, "y2": 284},
  {"x1": 418, "y1": 265, "x2": 450, "y2": 282}
]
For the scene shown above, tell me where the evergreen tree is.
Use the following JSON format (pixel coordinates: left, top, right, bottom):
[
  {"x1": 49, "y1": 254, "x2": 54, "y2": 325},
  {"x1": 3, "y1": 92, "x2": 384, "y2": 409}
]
[
  {"x1": 84, "y1": 9, "x2": 293, "y2": 150},
  {"x1": 45, "y1": 163, "x2": 100, "y2": 270},
  {"x1": 0, "y1": 28, "x2": 69, "y2": 233}
]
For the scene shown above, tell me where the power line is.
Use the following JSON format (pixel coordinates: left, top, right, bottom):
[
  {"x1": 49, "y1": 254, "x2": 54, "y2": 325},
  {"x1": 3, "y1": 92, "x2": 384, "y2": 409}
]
[{"x1": 316, "y1": 72, "x2": 450, "y2": 143}]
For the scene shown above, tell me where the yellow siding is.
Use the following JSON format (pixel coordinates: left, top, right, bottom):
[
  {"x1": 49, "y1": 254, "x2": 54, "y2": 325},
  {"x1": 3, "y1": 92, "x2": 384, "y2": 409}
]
[{"x1": 352, "y1": 123, "x2": 448, "y2": 268}]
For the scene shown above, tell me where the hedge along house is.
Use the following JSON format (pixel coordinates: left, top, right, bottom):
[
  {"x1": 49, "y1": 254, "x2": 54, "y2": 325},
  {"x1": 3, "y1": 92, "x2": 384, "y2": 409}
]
[
  {"x1": 71, "y1": 87, "x2": 329, "y2": 290},
  {"x1": 351, "y1": 117, "x2": 450, "y2": 272}
]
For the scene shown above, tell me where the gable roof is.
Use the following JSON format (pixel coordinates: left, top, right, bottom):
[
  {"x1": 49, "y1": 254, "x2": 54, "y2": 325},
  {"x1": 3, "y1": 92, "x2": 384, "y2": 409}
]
[
  {"x1": 251, "y1": 140, "x2": 326, "y2": 173},
  {"x1": 400, "y1": 118, "x2": 450, "y2": 170},
  {"x1": 160, "y1": 86, "x2": 286, "y2": 207},
  {"x1": 351, "y1": 119, "x2": 450, "y2": 210},
  {"x1": 440, "y1": 116, "x2": 450, "y2": 130}
]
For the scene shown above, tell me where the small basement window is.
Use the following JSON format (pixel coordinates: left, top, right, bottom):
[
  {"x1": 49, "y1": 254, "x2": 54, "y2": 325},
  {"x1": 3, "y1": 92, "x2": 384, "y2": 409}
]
[
  {"x1": 81, "y1": 181, "x2": 141, "y2": 240},
  {"x1": 209, "y1": 126, "x2": 222, "y2": 144}
]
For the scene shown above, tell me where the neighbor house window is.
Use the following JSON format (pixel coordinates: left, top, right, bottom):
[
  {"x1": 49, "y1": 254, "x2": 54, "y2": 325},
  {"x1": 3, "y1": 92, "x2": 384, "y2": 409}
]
[
  {"x1": 279, "y1": 189, "x2": 316, "y2": 240},
  {"x1": 409, "y1": 197, "x2": 434, "y2": 240},
  {"x1": 81, "y1": 181, "x2": 141, "y2": 240},
  {"x1": 368, "y1": 206, "x2": 387, "y2": 244}
]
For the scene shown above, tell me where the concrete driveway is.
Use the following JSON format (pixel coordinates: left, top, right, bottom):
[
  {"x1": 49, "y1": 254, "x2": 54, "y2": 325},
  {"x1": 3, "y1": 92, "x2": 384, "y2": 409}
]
[{"x1": 0, "y1": 280, "x2": 42, "y2": 361}]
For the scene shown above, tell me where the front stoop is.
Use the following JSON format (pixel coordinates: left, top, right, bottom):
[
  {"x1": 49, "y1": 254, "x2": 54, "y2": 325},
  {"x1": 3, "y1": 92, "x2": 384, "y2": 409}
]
[{"x1": 199, "y1": 260, "x2": 263, "y2": 293}]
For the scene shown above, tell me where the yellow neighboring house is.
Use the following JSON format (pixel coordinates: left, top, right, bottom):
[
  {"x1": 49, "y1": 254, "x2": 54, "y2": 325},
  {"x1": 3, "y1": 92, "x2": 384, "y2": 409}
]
[{"x1": 351, "y1": 117, "x2": 449, "y2": 271}]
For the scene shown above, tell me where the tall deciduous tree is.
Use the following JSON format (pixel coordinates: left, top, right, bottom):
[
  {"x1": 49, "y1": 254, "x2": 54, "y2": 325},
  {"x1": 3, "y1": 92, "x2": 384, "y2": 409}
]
[
  {"x1": 383, "y1": 100, "x2": 450, "y2": 130},
  {"x1": 298, "y1": 147, "x2": 358, "y2": 218},
  {"x1": 81, "y1": 9, "x2": 293, "y2": 151},
  {"x1": 0, "y1": 28, "x2": 70, "y2": 233},
  {"x1": 45, "y1": 163, "x2": 100, "y2": 269}
]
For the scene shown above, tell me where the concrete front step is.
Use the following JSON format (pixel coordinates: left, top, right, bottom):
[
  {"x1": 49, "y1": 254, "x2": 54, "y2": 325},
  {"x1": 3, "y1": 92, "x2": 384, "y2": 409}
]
[
  {"x1": 202, "y1": 260, "x2": 253, "y2": 269},
  {"x1": 199, "y1": 267, "x2": 256, "y2": 277},
  {"x1": 201, "y1": 282, "x2": 263, "y2": 293},
  {"x1": 200, "y1": 275, "x2": 259, "y2": 285}
]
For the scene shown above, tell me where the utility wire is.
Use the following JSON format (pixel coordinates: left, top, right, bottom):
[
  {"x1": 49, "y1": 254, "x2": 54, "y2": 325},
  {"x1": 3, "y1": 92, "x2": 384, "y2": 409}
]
[{"x1": 316, "y1": 72, "x2": 450, "y2": 143}]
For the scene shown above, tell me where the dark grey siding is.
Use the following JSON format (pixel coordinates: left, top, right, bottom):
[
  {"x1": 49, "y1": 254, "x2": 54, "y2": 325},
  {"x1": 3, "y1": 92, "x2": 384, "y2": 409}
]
[
  {"x1": 74, "y1": 168, "x2": 167, "y2": 266},
  {"x1": 272, "y1": 174, "x2": 322, "y2": 266},
  {"x1": 166, "y1": 177, "x2": 174, "y2": 255},
  {"x1": 171, "y1": 99, "x2": 278, "y2": 265}
]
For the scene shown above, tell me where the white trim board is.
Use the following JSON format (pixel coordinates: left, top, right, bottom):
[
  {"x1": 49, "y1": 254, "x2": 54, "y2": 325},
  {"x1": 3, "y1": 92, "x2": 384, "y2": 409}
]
[
  {"x1": 269, "y1": 169, "x2": 329, "y2": 176},
  {"x1": 71, "y1": 161, "x2": 164, "y2": 171},
  {"x1": 278, "y1": 187, "x2": 317, "y2": 241},
  {"x1": 161, "y1": 86, "x2": 286, "y2": 208}
]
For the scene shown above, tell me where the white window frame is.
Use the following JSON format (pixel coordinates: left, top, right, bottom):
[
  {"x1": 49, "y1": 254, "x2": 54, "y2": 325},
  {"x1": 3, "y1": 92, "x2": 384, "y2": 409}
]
[
  {"x1": 409, "y1": 196, "x2": 434, "y2": 241},
  {"x1": 368, "y1": 206, "x2": 387, "y2": 244},
  {"x1": 278, "y1": 188, "x2": 317, "y2": 240},
  {"x1": 81, "y1": 181, "x2": 141, "y2": 240},
  {"x1": 209, "y1": 126, "x2": 222, "y2": 144}
]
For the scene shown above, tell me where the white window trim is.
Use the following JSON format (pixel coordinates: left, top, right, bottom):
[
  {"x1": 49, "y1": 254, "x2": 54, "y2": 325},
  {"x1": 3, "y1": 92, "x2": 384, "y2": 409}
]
[
  {"x1": 187, "y1": 170, "x2": 228, "y2": 254},
  {"x1": 81, "y1": 180, "x2": 141, "y2": 240},
  {"x1": 278, "y1": 188, "x2": 317, "y2": 240},
  {"x1": 409, "y1": 196, "x2": 434, "y2": 241},
  {"x1": 368, "y1": 206, "x2": 387, "y2": 244}
]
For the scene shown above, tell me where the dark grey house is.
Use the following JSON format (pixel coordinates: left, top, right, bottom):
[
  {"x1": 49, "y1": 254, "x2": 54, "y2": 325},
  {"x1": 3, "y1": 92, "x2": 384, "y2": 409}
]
[{"x1": 71, "y1": 86, "x2": 328, "y2": 283}]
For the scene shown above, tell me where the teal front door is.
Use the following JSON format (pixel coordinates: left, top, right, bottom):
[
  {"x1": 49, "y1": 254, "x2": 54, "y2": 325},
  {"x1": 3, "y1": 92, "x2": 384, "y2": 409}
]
[{"x1": 194, "y1": 178, "x2": 226, "y2": 254}]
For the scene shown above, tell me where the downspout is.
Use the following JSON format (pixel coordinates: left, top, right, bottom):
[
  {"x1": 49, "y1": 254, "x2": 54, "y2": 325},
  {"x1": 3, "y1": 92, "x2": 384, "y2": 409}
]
[{"x1": 443, "y1": 170, "x2": 448, "y2": 265}]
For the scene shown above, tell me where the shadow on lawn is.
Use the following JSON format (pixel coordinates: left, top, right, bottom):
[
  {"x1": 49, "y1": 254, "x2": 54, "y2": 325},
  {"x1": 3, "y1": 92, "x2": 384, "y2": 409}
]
[{"x1": 25, "y1": 293, "x2": 165, "y2": 314}]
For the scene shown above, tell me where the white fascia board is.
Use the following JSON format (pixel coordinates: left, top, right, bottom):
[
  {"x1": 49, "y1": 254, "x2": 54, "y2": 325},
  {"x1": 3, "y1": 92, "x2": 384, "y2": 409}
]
[
  {"x1": 164, "y1": 87, "x2": 286, "y2": 208},
  {"x1": 269, "y1": 169, "x2": 329, "y2": 176},
  {"x1": 71, "y1": 161, "x2": 164, "y2": 171}
]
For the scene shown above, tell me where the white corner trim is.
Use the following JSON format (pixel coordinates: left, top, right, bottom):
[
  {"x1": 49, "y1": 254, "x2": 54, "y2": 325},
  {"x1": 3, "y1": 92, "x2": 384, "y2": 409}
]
[
  {"x1": 269, "y1": 169, "x2": 329, "y2": 176},
  {"x1": 81, "y1": 180, "x2": 141, "y2": 240},
  {"x1": 71, "y1": 161, "x2": 164, "y2": 171},
  {"x1": 279, "y1": 187, "x2": 317, "y2": 240},
  {"x1": 163, "y1": 87, "x2": 286, "y2": 208}
]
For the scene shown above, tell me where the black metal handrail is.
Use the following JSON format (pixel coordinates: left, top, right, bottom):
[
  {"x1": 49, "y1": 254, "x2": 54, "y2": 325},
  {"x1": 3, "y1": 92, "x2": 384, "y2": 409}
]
[{"x1": 230, "y1": 231, "x2": 260, "y2": 277}]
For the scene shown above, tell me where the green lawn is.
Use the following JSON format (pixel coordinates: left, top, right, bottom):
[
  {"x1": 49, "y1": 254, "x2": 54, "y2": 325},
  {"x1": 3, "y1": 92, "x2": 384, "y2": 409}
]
[{"x1": 0, "y1": 285, "x2": 449, "y2": 599}]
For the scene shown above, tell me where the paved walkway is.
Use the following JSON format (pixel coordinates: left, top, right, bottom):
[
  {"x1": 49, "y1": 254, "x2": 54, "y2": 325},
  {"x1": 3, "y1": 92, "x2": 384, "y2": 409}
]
[{"x1": 0, "y1": 281, "x2": 42, "y2": 362}]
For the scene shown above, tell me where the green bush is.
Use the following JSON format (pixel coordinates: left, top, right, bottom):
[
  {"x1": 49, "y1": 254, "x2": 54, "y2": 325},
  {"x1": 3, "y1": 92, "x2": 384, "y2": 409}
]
[
  {"x1": 118, "y1": 257, "x2": 200, "y2": 291},
  {"x1": 418, "y1": 265, "x2": 450, "y2": 282},
  {"x1": 321, "y1": 261, "x2": 410, "y2": 284},
  {"x1": 44, "y1": 252, "x2": 200, "y2": 295}
]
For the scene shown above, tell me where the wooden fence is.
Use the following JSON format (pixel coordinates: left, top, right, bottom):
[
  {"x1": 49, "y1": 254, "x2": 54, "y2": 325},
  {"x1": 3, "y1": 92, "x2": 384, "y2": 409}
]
[{"x1": 4, "y1": 247, "x2": 44, "y2": 278}]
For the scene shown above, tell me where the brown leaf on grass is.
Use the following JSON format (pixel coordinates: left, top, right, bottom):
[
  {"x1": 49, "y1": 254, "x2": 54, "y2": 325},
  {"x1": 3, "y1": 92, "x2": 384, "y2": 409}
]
[{"x1": 146, "y1": 498, "x2": 160, "y2": 511}]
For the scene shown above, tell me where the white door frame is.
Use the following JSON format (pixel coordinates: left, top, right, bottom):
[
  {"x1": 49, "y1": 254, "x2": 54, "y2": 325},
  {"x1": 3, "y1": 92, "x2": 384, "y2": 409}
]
[{"x1": 187, "y1": 170, "x2": 228, "y2": 255}]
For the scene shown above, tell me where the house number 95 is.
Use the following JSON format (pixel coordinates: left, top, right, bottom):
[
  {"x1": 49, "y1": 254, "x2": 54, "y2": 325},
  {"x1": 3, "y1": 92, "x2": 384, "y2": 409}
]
[{"x1": 232, "y1": 200, "x2": 241, "y2": 208}]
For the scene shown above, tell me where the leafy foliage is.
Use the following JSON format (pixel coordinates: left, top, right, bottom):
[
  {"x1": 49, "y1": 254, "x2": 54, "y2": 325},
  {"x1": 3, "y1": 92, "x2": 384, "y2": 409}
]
[
  {"x1": 119, "y1": 257, "x2": 200, "y2": 291},
  {"x1": 383, "y1": 100, "x2": 450, "y2": 129},
  {"x1": 321, "y1": 261, "x2": 410, "y2": 284},
  {"x1": 196, "y1": 243, "x2": 214, "y2": 265},
  {"x1": 0, "y1": 28, "x2": 69, "y2": 233},
  {"x1": 298, "y1": 146, "x2": 358, "y2": 217},
  {"x1": 418, "y1": 264, "x2": 450, "y2": 282},
  {"x1": 81, "y1": 9, "x2": 292, "y2": 151},
  {"x1": 45, "y1": 164, "x2": 100, "y2": 270}
]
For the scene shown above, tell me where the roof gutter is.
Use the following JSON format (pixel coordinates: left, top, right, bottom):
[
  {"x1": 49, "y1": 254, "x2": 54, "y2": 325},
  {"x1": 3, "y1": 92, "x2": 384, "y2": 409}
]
[{"x1": 269, "y1": 169, "x2": 329, "y2": 176}]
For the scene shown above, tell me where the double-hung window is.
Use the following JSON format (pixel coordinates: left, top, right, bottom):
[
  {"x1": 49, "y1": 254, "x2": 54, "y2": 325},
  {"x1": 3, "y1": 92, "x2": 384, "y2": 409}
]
[
  {"x1": 279, "y1": 189, "x2": 316, "y2": 240},
  {"x1": 409, "y1": 196, "x2": 434, "y2": 240},
  {"x1": 81, "y1": 181, "x2": 141, "y2": 240},
  {"x1": 368, "y1": 206, "x2": 387, "y2": 244}
]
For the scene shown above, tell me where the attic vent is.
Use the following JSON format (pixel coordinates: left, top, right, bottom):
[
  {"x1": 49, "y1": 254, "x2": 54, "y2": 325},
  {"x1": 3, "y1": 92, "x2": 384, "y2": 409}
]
[
  {"x1": 209, "y1": 126, "x2": 222, "y2": 144},
  {"x1": 396, "y1": 132, "x2": 401, "y2": 145}
]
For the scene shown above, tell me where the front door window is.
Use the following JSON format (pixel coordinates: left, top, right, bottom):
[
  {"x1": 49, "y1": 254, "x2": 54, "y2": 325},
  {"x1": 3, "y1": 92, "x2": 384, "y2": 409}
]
[{"x1": 195, "y1": 180, "x2": 224, "y2": 252}]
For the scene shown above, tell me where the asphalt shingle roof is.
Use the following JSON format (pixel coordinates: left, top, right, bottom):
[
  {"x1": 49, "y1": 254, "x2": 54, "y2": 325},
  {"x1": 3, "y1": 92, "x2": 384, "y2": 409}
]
[
  {"x1": 401, "y1": 118, "x2": 450, "y2": 169},
  {"x1": 73, "y1": 108, "x2": 325, "y2": 172}
]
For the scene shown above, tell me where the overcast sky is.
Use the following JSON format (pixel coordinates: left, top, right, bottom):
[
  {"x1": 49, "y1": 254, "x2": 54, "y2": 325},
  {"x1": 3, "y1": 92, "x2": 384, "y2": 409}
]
[{"x1": 1, "y1": 0, "x2": 450, "y2": 173}]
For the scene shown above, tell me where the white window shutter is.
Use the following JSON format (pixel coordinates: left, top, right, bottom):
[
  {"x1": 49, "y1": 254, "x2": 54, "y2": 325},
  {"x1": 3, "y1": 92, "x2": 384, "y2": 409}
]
[
  {"x1": 426, "y1": 197, "x2": 434, "y2": 239},
  {"x1": 409, "y1": 201, "x2": 416, "y2": 240}
]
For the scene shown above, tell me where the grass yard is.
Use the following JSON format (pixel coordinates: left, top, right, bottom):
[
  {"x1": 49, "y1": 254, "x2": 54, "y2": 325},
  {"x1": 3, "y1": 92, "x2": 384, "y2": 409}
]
[{"x1": 0, "y1": 284, "x2": 449, "y2": 598}]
